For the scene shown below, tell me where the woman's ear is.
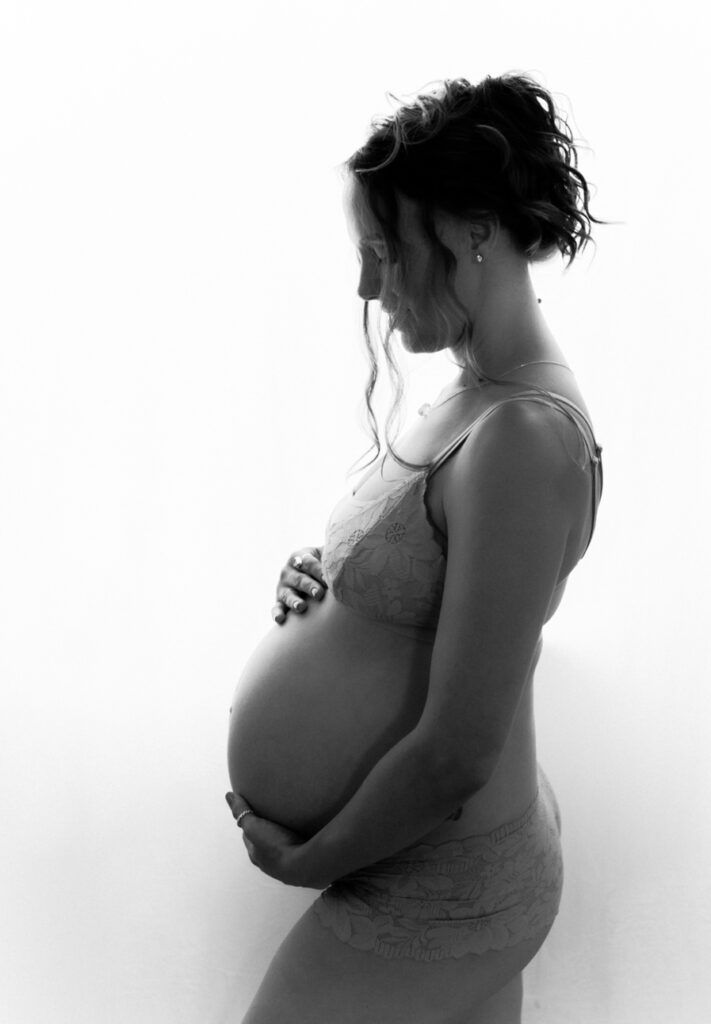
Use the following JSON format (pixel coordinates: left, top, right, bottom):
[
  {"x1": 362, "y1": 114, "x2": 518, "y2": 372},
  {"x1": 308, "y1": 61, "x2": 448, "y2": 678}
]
[{"x1": 468, "y1": 215, "x2": 499, "y2": 255}]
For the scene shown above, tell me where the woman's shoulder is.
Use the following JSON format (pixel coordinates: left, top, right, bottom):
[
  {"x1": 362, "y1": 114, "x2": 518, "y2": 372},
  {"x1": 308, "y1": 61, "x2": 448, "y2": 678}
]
[
  {"x1": 450, "y1": 395, "x2": 583, "y2": 489},
  {"x1": 435, "y1": 388, "x2": 597, "y2": 566},
  {"x1": 438, "y1": 376, "x2": 596, "y2": 479}
]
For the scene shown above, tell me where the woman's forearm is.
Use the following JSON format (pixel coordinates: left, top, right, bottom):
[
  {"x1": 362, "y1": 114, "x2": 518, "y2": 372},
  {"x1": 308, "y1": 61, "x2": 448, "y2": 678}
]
[{"x1": 299, "y1": 728, "x2": 478, "y2": 888}]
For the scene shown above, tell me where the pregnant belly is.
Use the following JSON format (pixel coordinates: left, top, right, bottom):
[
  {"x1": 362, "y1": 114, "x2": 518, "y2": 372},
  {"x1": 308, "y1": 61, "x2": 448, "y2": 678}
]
[{"x1": 227, "y1": 591, "x2": 433, "y2": 836}]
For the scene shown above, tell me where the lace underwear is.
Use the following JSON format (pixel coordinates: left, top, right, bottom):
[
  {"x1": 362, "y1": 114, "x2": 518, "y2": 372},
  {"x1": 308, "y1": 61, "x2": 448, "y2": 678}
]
[{"x1": 311, "y1": 767, "x2": 563, "y2": 962}]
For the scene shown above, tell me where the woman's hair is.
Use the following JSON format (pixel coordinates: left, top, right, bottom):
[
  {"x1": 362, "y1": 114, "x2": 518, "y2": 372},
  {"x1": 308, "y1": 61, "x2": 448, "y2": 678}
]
[{"x1": 340, "y1": 72, "x2": 608, "y2": 472}]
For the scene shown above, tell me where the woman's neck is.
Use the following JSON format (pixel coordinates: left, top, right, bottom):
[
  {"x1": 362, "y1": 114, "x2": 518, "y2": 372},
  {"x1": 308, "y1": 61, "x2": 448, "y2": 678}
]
[{"x1": 451, "y1": 272, "x2": 563, "y2": 384}]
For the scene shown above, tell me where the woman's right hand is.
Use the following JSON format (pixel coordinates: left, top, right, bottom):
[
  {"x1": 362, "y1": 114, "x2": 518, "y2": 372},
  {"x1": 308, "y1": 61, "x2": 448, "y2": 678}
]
[{"x1": 272, "y1": 546, "x2": 328, "y2": 624}]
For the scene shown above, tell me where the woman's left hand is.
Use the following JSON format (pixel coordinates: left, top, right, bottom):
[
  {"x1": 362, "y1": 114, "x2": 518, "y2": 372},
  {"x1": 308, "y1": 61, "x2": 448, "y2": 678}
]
[{"x1": 225, "y1": 792, "x2": 325, "y2": 889}]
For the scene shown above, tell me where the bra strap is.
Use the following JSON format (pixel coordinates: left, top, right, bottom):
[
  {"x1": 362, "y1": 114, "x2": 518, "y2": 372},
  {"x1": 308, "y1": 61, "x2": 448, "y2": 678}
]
[{"x1": 428, "y1": 389, "x2": 600, "y2": 474}]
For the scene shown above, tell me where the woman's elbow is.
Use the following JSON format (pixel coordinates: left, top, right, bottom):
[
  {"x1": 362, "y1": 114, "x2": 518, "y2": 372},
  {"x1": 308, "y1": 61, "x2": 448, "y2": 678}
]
[{"x1": 423, "y1": 735, "x2": 496, "y2": 806}]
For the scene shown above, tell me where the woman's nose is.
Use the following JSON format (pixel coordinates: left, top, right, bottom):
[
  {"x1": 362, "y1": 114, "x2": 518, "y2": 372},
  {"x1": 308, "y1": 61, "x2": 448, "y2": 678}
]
[{"x1": 357, "y1": 259, "x2": 381, "y2": 301}]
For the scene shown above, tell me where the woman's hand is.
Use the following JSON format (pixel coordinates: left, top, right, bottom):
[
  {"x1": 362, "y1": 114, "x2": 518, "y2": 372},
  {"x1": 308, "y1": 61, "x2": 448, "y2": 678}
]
[
  {"x1": 272, "y1": 546, "x2": 328, "y2": 624},
  {"x1": 225, "y1": 792, "x2": 326, "y2": 889}
]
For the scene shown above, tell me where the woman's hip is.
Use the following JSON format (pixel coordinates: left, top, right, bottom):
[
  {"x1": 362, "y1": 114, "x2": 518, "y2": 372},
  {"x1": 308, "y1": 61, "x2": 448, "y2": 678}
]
[{"x1": 311, "y1": 765, "x2": 564, "y2": 962}]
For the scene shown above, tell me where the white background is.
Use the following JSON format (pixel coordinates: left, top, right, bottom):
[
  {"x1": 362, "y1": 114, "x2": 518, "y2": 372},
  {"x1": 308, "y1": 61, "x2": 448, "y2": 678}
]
[{"x1": 1, "y1": 2, "x2": 710, "y2": 1022}]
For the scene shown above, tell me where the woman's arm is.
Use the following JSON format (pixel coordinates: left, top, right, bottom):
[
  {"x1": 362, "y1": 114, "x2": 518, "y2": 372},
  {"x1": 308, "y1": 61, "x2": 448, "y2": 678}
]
[{"x1": 237, "y1": 402, "x2": 581, "y2": 887}]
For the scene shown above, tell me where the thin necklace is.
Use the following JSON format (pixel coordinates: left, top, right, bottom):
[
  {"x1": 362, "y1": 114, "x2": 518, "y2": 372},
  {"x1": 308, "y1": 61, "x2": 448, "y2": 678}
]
[{"x1": 418, "y1": 360, "x2": 572, "y2": 417}]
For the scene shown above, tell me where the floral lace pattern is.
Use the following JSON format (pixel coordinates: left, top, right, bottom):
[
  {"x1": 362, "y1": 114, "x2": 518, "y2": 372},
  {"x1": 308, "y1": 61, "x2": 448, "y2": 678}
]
[
  {"x1": 321, "y1": 470, "x2": 446, "y2": 633},
  {"x1": 312, "y1": 772, "x2": 563, "y2": 962},
  {"x1": 321, "y1": 392, "x2": 603, "y2": 636}
]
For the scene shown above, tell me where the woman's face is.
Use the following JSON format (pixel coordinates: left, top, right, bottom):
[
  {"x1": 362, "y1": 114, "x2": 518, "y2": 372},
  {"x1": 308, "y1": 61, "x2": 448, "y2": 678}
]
[{"x1": 343, "y1": 181, "x2": 471, "y2": 354}]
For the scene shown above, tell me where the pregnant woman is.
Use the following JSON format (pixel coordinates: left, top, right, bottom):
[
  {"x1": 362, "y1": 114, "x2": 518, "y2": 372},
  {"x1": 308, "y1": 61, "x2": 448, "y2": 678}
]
[{"x1": 226, "y1": 72, "x2": 605, "y2": 1023}]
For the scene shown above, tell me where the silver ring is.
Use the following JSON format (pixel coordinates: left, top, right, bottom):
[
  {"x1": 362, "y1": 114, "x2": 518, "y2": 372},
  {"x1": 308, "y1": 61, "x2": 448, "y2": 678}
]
[{"x1": 235, "y1": 808, "x2": 255, "y2": 829}]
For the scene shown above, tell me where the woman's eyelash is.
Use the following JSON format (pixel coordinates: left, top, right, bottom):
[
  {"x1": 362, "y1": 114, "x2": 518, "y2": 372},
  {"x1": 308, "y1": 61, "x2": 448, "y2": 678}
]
[{"x1": 358, "y1": 244, "x2": 389, "y2": 265}]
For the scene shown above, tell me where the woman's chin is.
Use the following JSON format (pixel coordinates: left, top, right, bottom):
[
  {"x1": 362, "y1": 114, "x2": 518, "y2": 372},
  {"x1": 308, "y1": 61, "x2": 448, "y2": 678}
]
[
  {"x1": 396, "y1": 321, "x2": 419, "y2": 349},
  {"x1": 399, "y1": 326, "x2": 440, "y2": 354}
]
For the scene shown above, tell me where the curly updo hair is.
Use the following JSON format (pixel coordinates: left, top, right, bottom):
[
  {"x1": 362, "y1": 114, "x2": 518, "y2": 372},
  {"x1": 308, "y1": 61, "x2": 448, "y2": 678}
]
[{"x1": 341, "y1": 72, "x2": 607, "y2": 470}]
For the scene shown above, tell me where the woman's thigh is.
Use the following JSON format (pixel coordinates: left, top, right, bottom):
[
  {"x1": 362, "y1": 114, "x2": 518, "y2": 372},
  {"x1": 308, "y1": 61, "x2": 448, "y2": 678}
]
[{"x1": 240, "y1": 902, "x2": 549, "y2": 1024}]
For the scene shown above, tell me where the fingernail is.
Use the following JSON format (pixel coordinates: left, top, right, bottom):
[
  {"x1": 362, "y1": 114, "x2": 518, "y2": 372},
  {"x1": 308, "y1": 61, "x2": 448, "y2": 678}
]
[
  {"x1": 294, "y1": 600, "x2": 304, "y2": 610},
  {"x1": 225, "y1": 793, "x2": 233, "y2": 807},
  {"x1": 311, "y1": 587, "x2": 319, "y2": 598},
  {"x1": 293, "y1": 557, "x2": 302, "y2": 568}
]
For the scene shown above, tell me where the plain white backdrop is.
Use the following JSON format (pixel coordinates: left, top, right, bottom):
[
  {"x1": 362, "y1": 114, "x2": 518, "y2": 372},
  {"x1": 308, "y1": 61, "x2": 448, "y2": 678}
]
[{"x1": 1, "y1": 2, "x2": 710, "y2": 1021}]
